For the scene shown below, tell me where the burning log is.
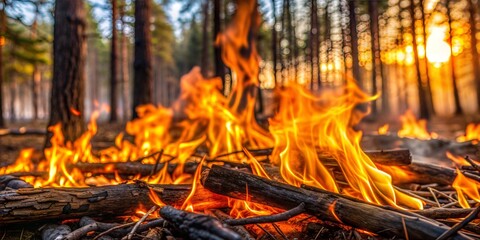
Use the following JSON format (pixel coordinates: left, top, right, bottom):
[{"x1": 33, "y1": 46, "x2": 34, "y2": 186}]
[
  {"x1": 159, "y1": 205, "x2": 241, "y2": 240},
  {"x1": 72, "y1": 148, "x2": 412, "y2": 177},
  {"x1": 201, "y1": 165, "x2": 471, "y2": 239},
  {"x1": 381, "y1": 162, "x2": 480, "y2": 185},
  {"x1": 0, "y1": 183, "x2": 226, "y2": 225}
]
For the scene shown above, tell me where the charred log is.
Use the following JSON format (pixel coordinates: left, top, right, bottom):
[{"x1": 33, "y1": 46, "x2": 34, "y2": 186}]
[
  {"x1": 201, "y1": 165, "x2": 471, "y2": 239},
  {"x1": 159, "y1": 205, "x2": 241, "y2": 240},
  {"x1": 0, "y1": 183, "x2": 226, "y2": 225}
]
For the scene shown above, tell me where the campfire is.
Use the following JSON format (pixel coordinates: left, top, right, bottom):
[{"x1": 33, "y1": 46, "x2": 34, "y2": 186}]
[{"x1": 2, "y1": 0, "x2": 480, "y2": 239}]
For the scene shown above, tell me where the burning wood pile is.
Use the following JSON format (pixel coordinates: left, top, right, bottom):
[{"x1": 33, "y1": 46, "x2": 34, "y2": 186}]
[{"x1": 2, "y1": 1, "x2": 480, "y2": 239}]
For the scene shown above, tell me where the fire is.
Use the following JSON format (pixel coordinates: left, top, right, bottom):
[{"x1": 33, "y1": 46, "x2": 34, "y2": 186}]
[
  {"x1": 446, "y1": 151, "x2": 470, "y2": 167},
  {"x1": 452, "y1": 170, "x2": 480, "y2": 208},
  {"x1": 456, "y1": 123, "x2": 480, "y2": 143},
  {"x1": 0, "y1": 0, "x2": 425, "y2": 222},
  {"x1": 269, "y1": 81, "x2": 423, "y2": 209},
  {"x1": 378, "y1": 124, "x2": 389, "y2": 135},
  {"x1": 397, "y1": 110, "x2": 437, "y2": 140}
]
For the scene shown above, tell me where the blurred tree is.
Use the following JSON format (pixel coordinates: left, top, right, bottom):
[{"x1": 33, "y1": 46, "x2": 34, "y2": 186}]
[
  {"x1": 408, "y1": 0, "x2": 429, "y2": 119},
  {"x1": 213, "y1": 0, "x2": 226, "y2": 91},
  {"x1": 47, "y1": 0, "x2": 87, "y2": 145},
  {"x1": 467, "y1": 0, "x2": 480, "y2": 110},
  {"x1": 447, "y1": 0, "x2": 463, "y2": 115},
  {"x1": 201, "y1": 0, "x2": 210, "y2": 77},
  {"x1": 0, "y1": 0, "x2": 6, "y2": 127},
  {"x1": 271, "y1": 0, "x2": 278, "y2": 86},
  {"x1": 132, "y1": 0, "x2": 153, "y2": 119},
  {"x1": 109, "y1": 0, "x2": 119, "y2": 122},
  {"x1": 348, "y1": 0, "x2": 360, "y2": 88}
]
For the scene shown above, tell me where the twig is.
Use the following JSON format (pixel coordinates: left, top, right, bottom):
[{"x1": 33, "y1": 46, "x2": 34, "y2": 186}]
[
  {"x1": 93, "y1": 222, "x2": 136, "y2": 240},
  {"x1": 271, "y1": 223, "x2": 288, "y2": 240},
  {"x1": 394, "y1": 186, "x2": 438, "y2": 206},
  {"x1": 414, "y1": 208, "x2": 474, "y2": 219},
  {"x1": 464, "y1": 156, "x2": 480, "y2": 173},
  {"x1": 401, "y1": 217, "x2": 409, "y2": 240},
  {"x1": 124, "y1": 205, "x2": 159, "y2": 240},
  {"x1": 64, "y1": 223, "x2": 98, "y2": 240},
  {"x1": 255, "y1": 224, "x2": 277, "y2": 240},
  {"x1": 225, "y1": 203, "x2": 305, "y2": 226},
  {"x1": 428, "y1": 187, "x2": 441, "y2": 207},
  {"x1": 436, "y1": 205, "x2": 480, "y2": 240},
  {"x1": 150, "y1": 150, "x2": 164, "y2": 177}
]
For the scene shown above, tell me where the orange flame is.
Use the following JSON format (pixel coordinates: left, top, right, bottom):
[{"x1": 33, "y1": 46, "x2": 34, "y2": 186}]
[
  {"x1": 398, "y1": 110, "x2": 437, "y2": 140},
  {"x1": 269, "y1": 81, "x2": 423, "y2": 209},
  {"x1": 452, "y1": 169, "x2": 480, "y2": 208},
  {"x1": 378, "y1": 124, "x2": 389, "y2": 135},
  {"x1": 457, "y1": 123, "x2": 480, "y2": 143}
]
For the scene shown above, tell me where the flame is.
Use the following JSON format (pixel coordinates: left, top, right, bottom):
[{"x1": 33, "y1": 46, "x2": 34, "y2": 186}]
[
  {"x1": 0, "y1": 0, "x2": 424, "y2": 222},
  {"x1": 446, "y1": 152, "x2": 470, "y2": 167},
  {"x1": 452, "y1": 170, "x2": 480, "y2": 208},
  {"x1": 378, "y1": 124, "x2": 389, "y2": 135},
  {"x1": 457, "y1": 123, "x2": 480, "y2": 143},
  {"x1": 397, "y1": 110, "x2": 437, "y2": 140},
  {"x1": 269, "y1": 80, "x2": 423, "y2": 209}
]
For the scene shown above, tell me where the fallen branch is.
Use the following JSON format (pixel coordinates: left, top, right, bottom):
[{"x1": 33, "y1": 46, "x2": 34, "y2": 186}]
[
  {"x1": 201, "y1": 165, "x2": 471, "y2": 240},
  {"x1": 159, "y1": 205, "x2": 241, "y2": 240},
  {"x1": 0, "y1": 183, "x2": 226, "y2": 225}
]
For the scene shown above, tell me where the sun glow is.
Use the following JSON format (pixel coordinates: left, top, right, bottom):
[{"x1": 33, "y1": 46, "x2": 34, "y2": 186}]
[{"x1": 426, "y1": 26, "x2": 451, "y2": 65}]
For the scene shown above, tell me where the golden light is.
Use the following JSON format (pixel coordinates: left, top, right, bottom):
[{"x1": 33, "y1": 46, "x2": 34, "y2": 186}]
[{"x1": 426, "y1": 26, "x2": 451, "y2": 65}]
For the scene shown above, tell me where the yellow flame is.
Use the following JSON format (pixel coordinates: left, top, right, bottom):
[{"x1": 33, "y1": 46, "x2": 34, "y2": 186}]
[
  {"x1": 457, "y1": 123, "x2": 480, "y2": 143},
  {"x1": 378, "y1": 124, "x2": 389, "y2": 135},
  {"x1": 270, "y1": 80, "x2": 423, "y2": 209},
  {"x1": 398, "y1": 110, "x2": 437, "y2": 140},
  {"x1": 452, "y1": 170, "x2": 480, "y2": 208}
]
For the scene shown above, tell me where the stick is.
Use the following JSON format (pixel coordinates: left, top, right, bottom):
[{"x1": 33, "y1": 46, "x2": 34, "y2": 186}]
[
  {"x1": 207, "y1": 209, "x2": 255, "y2": 240},
  {"x1": 414, "y1": 208, "x2": 475, "y2": 219},
  {"x1": 201, "y1": 165, "x2": 471, "y2": 240},
  {"x1": 159, "y1": 205, "x2": 241, "y2": 240},
  {"x1": 0, "y1": 183, "x2": 226, "y2": 225},
  {"x1": 225, "y1": 203, "x2": 305, "y2": 226},
  {"x1": 436, "y1": 206, "x2": 480, "y2": 240},
  {"x1": 124, "y1": 205, "x2": 159, "y2": 240}
]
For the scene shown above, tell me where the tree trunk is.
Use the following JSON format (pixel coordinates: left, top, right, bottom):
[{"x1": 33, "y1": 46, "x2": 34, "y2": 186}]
[
  {"x1": 348, "y1": 0, "x2": 360, "y2": 88},
  {"x1": 368, "y1": 0, "x2": 379, "y2": 115},
  {"x1": 271, "y1": 0, "x2": 278, "y2": 86},
  {"x1": 447, "y1": 0, "x2": 463, "y2": 115},
  {"x1": 31, "y1": 7, "x2": 40, "y2": 120},
  {"x1": 213, "y1": 0, "x2": 225, "y2": 92},
  {"x1": 0, "y1": 3, "x2": 5, "y2": 128},
  {"x1": 289, "y1": 0, "x2": 298, "y2": 81},
  {"x1": 467, "y1": 0, "x2": 480, "y2": 111},
  {"x1": 408, "y1": 0, "x2": 429, "y2": 119},
  {"x1": 109, "y1": 0, "x2": 119, "y2": 122},
  {"x1": 120, "y1": 0, "x2": 130, "y2": 120},
  {"x1": 201, "y1": 0, "x2": 210, "y2": 77},
  {"x1": 132, "y1": 0, "x2": 153, "y2": 119},
  {"x1": 9, "y1": 80, "x2": 16, "y2": 122},
  {"x1": 47, "y1": 0, "x2": 87, "y2": 145},
  {"x1": 419, "y1": 0, "x2": 435, "y2": 115}
]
